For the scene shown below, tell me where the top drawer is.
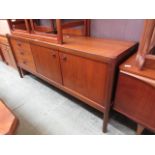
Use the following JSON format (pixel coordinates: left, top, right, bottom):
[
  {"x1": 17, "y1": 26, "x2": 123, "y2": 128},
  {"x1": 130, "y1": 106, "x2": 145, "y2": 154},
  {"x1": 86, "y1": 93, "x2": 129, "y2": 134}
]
[{"x1": 11, "y1": 39, "x2": 31, "y2": 52}]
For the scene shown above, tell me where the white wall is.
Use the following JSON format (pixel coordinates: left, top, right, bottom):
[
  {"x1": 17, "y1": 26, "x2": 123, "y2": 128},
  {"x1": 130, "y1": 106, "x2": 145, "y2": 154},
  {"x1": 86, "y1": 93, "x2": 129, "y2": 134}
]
[
  {"x1": 0, "y1": 20, "x2": 11, "y2": 35},
  {"x1": 91, "y1": 19, "x2": 144, "y2": 41}
]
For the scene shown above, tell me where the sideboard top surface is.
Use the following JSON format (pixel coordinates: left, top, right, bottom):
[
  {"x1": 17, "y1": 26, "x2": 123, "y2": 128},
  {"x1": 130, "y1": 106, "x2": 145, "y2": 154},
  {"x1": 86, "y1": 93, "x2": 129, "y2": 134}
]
[
  {"x1": 8, "y1": 34, "x2": 137, "y2": 63},
  {"x1": 62, "y1": 36, "x2": 136, "y2": 59}
]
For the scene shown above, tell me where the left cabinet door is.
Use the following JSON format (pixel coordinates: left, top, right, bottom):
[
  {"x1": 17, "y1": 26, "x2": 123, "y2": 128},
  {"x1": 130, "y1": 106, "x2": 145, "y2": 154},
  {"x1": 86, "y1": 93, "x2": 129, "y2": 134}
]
[{"x1": 31, "y1": 44, "x2": 62, "y2": 84}]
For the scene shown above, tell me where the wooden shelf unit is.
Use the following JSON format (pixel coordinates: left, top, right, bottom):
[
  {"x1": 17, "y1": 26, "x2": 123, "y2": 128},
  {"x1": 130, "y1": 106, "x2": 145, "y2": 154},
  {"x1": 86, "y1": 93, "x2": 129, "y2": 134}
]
[{"x1": 8, "y1": 19, "x2": 90, "y2": 44}]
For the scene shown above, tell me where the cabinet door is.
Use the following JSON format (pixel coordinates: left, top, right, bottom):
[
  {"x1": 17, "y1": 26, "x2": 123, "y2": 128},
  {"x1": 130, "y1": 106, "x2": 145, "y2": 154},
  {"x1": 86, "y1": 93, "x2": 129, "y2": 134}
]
[
  {"x1": 31, "y1": 44, "x2": 62, "y2": 84},
  {"x1": 60, "y1": 52, "x2": 108, "y2": 106}
]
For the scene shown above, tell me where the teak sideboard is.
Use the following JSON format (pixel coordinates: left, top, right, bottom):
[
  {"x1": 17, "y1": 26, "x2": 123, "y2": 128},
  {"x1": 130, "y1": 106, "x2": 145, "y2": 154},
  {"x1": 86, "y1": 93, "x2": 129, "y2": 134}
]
[{"x1": 7, "y1": 34, "x2": 137, "y2": 132}]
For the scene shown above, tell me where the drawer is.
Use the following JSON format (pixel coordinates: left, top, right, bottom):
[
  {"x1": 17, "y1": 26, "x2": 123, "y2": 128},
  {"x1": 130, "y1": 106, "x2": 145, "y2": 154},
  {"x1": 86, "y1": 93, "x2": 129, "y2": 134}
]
[
  {"x1": 11, "y1": 39, "x2": 34, "y2": 62},
  {"x1": 11, "y1": 39, "x2": 31, "y2": 52},
  {"x1": 18, "y1": 57, "x2": 36, "y2": 72},
  {"x1": 10, "y1": 39, "x2": 36, "y2": 72},
  {"x1": 15, "y1": 47, "x2": 33, "y2": 60},
  {"x1": 16, "y1": 51, "x2": 36, "y2": 72}
]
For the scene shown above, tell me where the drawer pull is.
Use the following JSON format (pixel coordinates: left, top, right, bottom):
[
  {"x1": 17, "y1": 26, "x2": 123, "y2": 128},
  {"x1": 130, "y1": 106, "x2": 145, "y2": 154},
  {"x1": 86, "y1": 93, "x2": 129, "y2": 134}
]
[
  {"x1": 20, "y1": 51, "x2": 24, "y2": 55},
  {"x1": 23, "y1": 60, "x2": 27, "y2": 65},
  {"x1": 17, "y1": 42, "x2": 22, "y2": 47},
  {"x1": 62, "y1": 56, "x2": 67, "y2": 61},
  {"x1": 52, "y1": 53, "x2": 56, "y2": 57}
]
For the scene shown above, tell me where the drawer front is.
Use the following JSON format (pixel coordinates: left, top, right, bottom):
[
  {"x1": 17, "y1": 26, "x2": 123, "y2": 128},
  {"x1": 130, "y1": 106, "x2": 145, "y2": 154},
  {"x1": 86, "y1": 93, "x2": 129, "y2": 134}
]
[
  {"x1": 15, "y1": 47, "x2": 33, "y2": 61},
  {"x1": 16, "y1": 52, "x2": 36, "y2": 72},
  {"x1": 10, "y1": 39, "x2": 36, "y2": 72},
  {"x1": 11, "y1": 39, "x2": 31, "y2": 52},
  {"x1": 18, "y1": 57, "x2": 36, "y2": 71}
]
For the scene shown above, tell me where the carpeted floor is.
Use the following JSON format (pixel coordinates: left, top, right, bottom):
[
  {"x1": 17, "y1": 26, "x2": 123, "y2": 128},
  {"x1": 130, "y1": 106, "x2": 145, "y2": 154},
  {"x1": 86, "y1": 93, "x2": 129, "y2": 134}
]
[{"x1": 0, "y1": 62, "x2": 138, "y2": 135}]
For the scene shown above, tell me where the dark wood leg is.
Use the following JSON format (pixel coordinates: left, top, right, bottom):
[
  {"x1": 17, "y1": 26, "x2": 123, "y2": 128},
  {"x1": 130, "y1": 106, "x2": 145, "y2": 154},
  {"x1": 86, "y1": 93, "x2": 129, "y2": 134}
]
[
  {"x1": 102, "y1": 63, "x2": 115, "y2": 133},
  {"x1": 103, "y1": 107, "x2": 111, "y2": 133},
  {"x1": 21, "y1": 69, "x2": 27, "y2": 76},
  {"x1": 0, "y1": 50, "x2": 5, "y2": 62},
  {"x1": 17, "y1": 67, "x2": 23, "y2": 78},
  {"x1": 136, "y1": 124, "x2": 145, "y2": 135}
]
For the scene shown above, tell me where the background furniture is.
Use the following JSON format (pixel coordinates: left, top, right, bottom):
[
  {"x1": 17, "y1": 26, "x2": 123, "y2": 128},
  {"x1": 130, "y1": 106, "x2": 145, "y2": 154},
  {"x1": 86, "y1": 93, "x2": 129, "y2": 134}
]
[
  {"x1": 113, "y1": 20, "x2": 155, "y2": 134},
  {"x1": 136, "y1": 19, "x2": 155, "y2": 70},
  {"x1": 0, "y1": 34, "x2": 17, "y2": 69},
  {"x1": 0, "y1": 100, "x2": 18, "y2": 135},
  {"x1": 8, "y1": 19, "x2": 90, "y2": 44},
  {"x1": 113, "y1": 54, "x2": 155, "y2": 134}
]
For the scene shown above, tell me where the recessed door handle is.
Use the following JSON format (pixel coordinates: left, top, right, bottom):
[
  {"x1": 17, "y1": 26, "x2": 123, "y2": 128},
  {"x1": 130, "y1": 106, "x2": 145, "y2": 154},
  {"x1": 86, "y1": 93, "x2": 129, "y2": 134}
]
[
  {"x1": 20, "y1": 51, "x2": 24, "y2": 55},
  {"x1": 52, "y1": 53, "x2": 56, "y2": 57},
  {"x1": 23, "y1": 60, "x2": 27, "y2": 64},
  {"x1": 62, "y1": 55, "x2": 67, "y2": 61},
  {"x1": 17, "y1": 43, "x2": 21, "y2": 47}
]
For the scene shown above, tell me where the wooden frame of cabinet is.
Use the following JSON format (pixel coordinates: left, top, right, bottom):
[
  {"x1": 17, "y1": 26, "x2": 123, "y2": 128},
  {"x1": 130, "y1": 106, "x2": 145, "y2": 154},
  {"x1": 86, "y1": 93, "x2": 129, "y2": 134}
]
[{"x1": 8, "y1": 19, "x2": 90, "y2": 44}]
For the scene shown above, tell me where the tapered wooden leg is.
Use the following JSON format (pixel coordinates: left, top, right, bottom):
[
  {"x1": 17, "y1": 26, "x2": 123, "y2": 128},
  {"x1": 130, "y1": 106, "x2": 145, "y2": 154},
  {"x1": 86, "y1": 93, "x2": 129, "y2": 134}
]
[
  {"x1": 17, "y1": 67, "x2": 23, "y2": 78},
  {"x1": 136, "y1": 124, "x2": 145, "y2": 135},
  {"x1": 103, "y1": 114, "x2": 108, "y2": 133},
  {"x1": 103, "y1": 107, "x2": 110, "y2": 133},
  {"x1": 21, "y1": 69, "x2": 27, "y2": 76}
]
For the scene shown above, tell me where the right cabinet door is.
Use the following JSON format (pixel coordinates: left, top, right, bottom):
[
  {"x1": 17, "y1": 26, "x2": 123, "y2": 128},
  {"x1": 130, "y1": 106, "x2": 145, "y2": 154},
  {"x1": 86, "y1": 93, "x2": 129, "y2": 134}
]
[{"x1": 60, "y1": 52, "x2": 108, "y2": 106}]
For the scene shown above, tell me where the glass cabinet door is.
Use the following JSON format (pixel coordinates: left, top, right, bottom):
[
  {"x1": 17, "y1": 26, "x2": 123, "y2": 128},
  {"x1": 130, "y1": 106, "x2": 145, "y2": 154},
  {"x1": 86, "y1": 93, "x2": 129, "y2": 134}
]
[
  {"x1": 8, "y1": 19, "x2": 29, "y2": 32},
  {"x1": 30, "y1": 19, "x2": 57, "y2": 35}
]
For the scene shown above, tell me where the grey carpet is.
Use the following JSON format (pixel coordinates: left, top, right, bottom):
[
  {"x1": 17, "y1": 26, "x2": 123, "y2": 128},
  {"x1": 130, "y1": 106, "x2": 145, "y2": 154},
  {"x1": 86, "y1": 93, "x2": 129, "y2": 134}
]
[{"x1": 0, "y1": 62, "x2": 136, "y2": 135}]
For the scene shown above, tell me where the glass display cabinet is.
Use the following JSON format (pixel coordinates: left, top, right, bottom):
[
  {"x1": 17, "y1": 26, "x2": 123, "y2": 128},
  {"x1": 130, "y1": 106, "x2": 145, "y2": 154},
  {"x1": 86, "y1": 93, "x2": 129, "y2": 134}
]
[
  {"x1": 8, "y1": 19, "x2": 90, "y2": 44},
  {"x1": 8, "y1": 19, "x2": 30, "y2": 33}
]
